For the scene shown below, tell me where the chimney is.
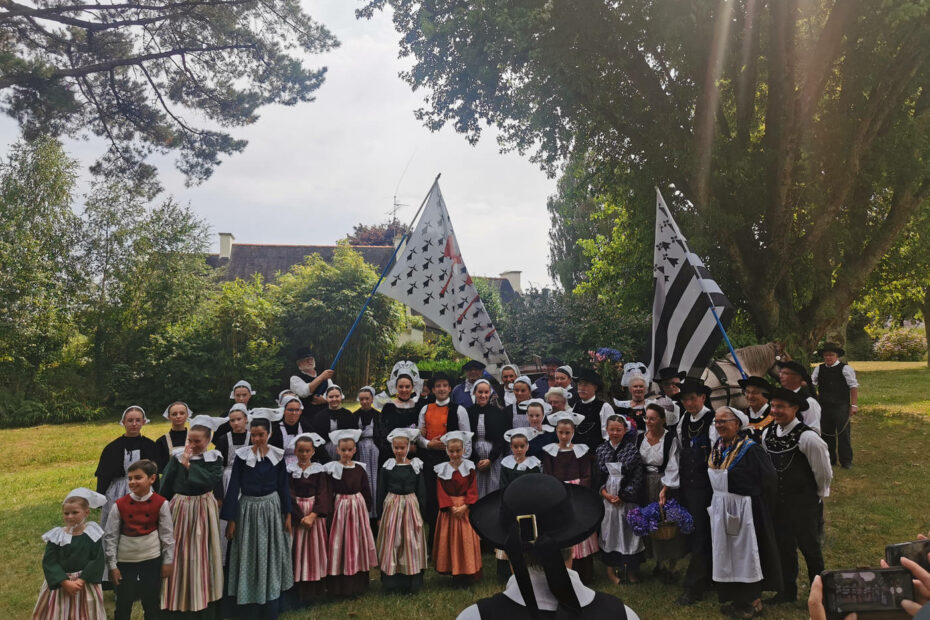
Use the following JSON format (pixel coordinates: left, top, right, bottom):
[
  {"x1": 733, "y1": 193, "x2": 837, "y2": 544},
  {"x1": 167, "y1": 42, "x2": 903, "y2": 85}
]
[
  {"x1": 499, "y1": 270, "x2": 522, "y2": 294},
  {"x1": 219, "y1": 232, "x2": 235, "y2": 259}
]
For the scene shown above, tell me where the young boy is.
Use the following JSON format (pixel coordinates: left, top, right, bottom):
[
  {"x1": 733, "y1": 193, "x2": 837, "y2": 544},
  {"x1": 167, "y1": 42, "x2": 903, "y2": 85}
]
[{"x1": 103, "y1": 459, "x2": 174, "y2": 620}]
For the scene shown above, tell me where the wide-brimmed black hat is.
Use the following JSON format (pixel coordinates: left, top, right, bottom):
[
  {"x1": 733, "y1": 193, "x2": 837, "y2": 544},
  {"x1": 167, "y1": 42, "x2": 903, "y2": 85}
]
[
  {"x1": 816, "y1": 342, "x2": 846, "y2": 357},
  {"x1": 674, "y1": 378, "x2": 712, "y2": 399},
  {"x1": 461, "y1": 359, "x2": 486, "y2": 372},
  {"x1": 769, "y1": 387, "x2": 809, "y2": 412},
  {"x1": 541, "y1": 355, "x2": 563, "y2": 366},
  {"x1": 429, "y1": 371, "x2": 453, "y2": 387},
  {"x1": 295, "y1": 346, "x2": 315, "y2": 361},
  {"x1": 572, "y1": 367, "x2": 604, "y2": 389},
  {"x1": 470, "y1": 474, "x2": 604, "y2": 613},
  {"x1": 656, "y1": 367, "x2": 686, "y2": 383},
  {"x1": 738, "y1": 375, "x2": 774, "y2": 396},
  {"x1": 777, "y1": 360, "x2": 812, "y2": 383}
]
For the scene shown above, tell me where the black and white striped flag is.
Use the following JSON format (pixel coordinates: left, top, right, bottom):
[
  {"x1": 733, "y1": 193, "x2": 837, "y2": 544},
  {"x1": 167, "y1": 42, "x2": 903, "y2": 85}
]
[{"x1": 648, "y1": 189, "x2": 734, "y2": 378}]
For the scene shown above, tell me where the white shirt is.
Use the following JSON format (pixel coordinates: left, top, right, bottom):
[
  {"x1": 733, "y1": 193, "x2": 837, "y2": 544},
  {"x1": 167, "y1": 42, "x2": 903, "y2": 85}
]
[
  {"x1": 103, "y1": 490, "x2": 175, "y2": 570},
  {"x1": 289, "y1": 373, "x2": 333, "y2": 398},
  {"x1": 675, "y1": 406, "x2": 719, "y2": 445},
  {"x1": 791, "y1": 387, "x2": 822, "y2": 434},
  {"x1": 456, "y1": 568, "x2": 641, "y2": 619},
  {"x1": 762, "y1": 417, "x2": 833, "y2": 498},
  {"x1": 639, "y1": 429, "x2": 681, "y2": 489},
  {"x1": 416, "y1": 399, "x2": 472, "y2": 457},
  {"x1": 811, "y1": 361, "x2": 858, "y2": 388}
]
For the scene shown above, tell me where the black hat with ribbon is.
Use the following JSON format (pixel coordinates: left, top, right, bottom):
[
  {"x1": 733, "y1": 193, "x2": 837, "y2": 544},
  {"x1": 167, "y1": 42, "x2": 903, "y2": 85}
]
[
  {"x1": 656, "y1": 367, "x2": 686, "y2": 383},
  {"x1": 816, "y1": 342, "x2": 846, "y2": 357},
  {"x1": 461, "y1": 359, "x2": 486, "y2": 372},
  {"x1": 737, "y1": 375, "x2": 774, "y2": 396},
  {"x1": 769, "y1": 387, "x2": 810, "y2": 412},
  {"x1": 470, "y1": 474, "x2": 604, "y2": 615},
  {"x1": 572, "y1": 367, "x2": 604, "y2": 389},
  {"x1": 674, "y1": 377, "x2": 712, "y2": 399}
]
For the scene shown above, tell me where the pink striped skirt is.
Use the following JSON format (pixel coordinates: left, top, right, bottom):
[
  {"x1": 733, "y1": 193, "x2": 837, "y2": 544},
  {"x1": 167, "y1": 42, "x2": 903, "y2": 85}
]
[
  {"x1": 32, "y1": 572, "x2": 105, "y2": 620},
  {"x1": 376, "y1": 492, "x2": 427, "y2": 576},
  {"x1": 293, "y1": 496, "x2": 328, "y2": 582},
  {"x1": 328, "y1": 493, "x2": 377, "y2": 576},
  {"x1": 160, "y1": 493, "x2": 224, "y2": 611}
]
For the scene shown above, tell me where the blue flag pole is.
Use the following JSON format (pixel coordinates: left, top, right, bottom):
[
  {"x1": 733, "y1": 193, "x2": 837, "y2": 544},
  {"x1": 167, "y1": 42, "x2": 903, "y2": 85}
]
[{"x1": 329, "y1": 174, "x2": 441, "y2": 371}]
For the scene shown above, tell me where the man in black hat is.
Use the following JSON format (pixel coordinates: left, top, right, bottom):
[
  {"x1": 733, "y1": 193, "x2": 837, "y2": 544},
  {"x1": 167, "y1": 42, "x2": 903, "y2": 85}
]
[
  {"x1": 571, "y1": 368, "x2": 613, "y2": 450},
  {"x1": 289, "y1": 347, "x2": 334, "y2": 419},
  {"x1": 461, "y1": 474, "x2": 640, "y2": 619},
  {"x1": 671, "y1": 378, "x2": 717, "y2": 605},
  {"x1": 810, "y1": 343, "x2": 858, "y2": 469},
  {"x1": 452, "y1": 359, "x2": 487, "y2": 408},
  {"x1": 532, "y1": 356, "x2": 563, "y2": 398},
  {"x1": 738, "y1": 375, "x2": 775, "y2": 442},
  {"x1": 762, "y1": 388, "x2": 832, "y2": 606},
  {"x1": 777, "y1": 361, "x2": 822, "y2": 435},
  {"x1": 653, "y1": 367, "x2": 685, "y2": 427}
]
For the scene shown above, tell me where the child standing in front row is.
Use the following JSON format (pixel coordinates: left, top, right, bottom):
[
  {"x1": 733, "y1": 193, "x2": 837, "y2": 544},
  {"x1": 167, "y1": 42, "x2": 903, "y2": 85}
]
[
  {"x1": 103, "y1": 459, "x2": 174, "y2": 620},
  {"x1": 325, "y1": 429, "x2": 378, "y2": 596},
  {"x1": 33, "y1": 488, "x2": 107, "y2": 620},
  {"x1": 432, "y1": 431, "x2": 482, "y2": 586},
  {"x1": 159, "y1": 415, "x2": 226, "y2": 617},
  {"x1": 288, "y1": 432, "x2": 332, "y2": 606}
]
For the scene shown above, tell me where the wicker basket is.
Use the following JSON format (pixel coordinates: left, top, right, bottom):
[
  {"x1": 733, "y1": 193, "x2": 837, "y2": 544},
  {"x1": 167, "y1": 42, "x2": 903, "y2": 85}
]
[{"x1": 650, "y1": 521, "x2": 680, "y2": 541}]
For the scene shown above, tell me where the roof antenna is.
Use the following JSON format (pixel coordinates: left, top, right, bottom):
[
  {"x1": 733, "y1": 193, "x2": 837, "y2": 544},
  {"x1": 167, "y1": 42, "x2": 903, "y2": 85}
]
[{"x1": 390, "y1": 150, "x2": 417, "y2": 226}]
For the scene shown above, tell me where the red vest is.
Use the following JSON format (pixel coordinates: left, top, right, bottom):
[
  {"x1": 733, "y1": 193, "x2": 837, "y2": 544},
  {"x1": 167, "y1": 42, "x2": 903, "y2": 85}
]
[{"x1": 115, "y1": 493, "x2": 166, "y2": 537}]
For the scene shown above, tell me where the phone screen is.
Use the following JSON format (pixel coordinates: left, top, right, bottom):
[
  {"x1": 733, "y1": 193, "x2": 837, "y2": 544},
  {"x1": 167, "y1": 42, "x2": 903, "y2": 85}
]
[
  {"x1": 886, "y1": 540, "x2": 930, "y2": 571},
  {"x1": 823, "y1": 569, "x2": 914, "y2": 614}
]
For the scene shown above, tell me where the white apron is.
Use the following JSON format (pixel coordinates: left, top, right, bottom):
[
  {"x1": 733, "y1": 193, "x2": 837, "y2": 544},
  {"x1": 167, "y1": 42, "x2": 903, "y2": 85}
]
[
  {"x1": 220, "y1": 430, "x2": 247, "y2": 564},
  {"x1": 599, "y1": 462, "x2": 644, "y2": 555},
  {"x1": 707, "y1": 468, "x2": 762, "y2": 583}
]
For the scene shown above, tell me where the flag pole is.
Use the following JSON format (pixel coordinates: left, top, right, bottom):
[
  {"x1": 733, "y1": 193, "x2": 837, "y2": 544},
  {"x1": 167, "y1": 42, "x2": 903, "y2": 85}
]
[
  {"x1": 658, "y1": 188, "x2": 748, "y2": 379},
  {"x1": 329, "y1": 174, "x2": 441, "y2": 371}
]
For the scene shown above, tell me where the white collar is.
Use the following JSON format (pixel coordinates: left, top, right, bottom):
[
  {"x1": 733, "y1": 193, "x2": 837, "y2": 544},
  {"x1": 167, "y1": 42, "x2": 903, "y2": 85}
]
[
  {"x1": 235, "y1": 444, "x2": 284, "y2": 467},
  {"x1": 172, "y1": 448, "x2": 222, "y2": 463},
  {"x1": 749, "y1": 403, "x2": 770, "y2": 417},
  {"x1": 287, "y1": 462, "x2": 325, "y2": 478},
  {"x1": 777, "y1": 417, "x2": 801, "y2": 436},
  {"x1": 393, "y1": 398, "x2": 417, "y2": 409},
  {"x1": 323, "y1": 460, "x2": 367, "y2": 480},
  {"x1": 383, "y1": 457, "x2": 424, "y2": 474},
  {"x1": 826, "y1": 360, "x2": 841, "y2": 367},
  {"x1": 581, "y1": 396, "x2": 596, "y2": 404},
  {"x1": 502, "y1": 568, "x2": 595, "y2": 610},
  {"x1": 42, "y1": 522, "x2": 104, "y2": 546},
  {"x1": 791, "y1": 386, "x2": 802, "y2": 393},
  {"x1": 501, "y1": 455, "x2": 541, "y2": 470},
  {"x1": 688, "y1": 406, "x2": 710, "y2": 421},
  {"x1": 537, "y1": 424, "x2": 555, "y2": 433},
  {"x1": 129, "y1": 490, "x2": 153, "y2": 502},
  {"x1": 436, "y1": 398, "x2": 451, "y2": 406},
  {"x1": 434, "y1": 459, "x2": 475, "y2": 479},
  {"x1": 542, "y1": 443, "x2": 589, "y2": 457}
]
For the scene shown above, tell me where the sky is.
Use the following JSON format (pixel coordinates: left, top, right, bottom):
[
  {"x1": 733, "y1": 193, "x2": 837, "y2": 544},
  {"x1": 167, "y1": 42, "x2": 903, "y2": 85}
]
[{"x1": 0, "y1": 1, "x2": 559, "y2": 289}]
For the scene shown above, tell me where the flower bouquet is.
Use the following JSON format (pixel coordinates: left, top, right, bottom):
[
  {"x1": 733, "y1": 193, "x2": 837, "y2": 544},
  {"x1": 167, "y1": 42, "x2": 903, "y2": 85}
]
[
  {"x1": 586, "y1": 347, "x2": 624, "y2": 396},
  {"x1": 626, "y1": 498, "x2": 694, "y2": 539}
]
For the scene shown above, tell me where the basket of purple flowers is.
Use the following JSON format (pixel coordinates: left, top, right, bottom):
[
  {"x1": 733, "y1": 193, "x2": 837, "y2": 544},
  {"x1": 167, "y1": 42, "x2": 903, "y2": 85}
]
[{"x1": 626, "y1": 498, "x2": 694, "y2": 540}]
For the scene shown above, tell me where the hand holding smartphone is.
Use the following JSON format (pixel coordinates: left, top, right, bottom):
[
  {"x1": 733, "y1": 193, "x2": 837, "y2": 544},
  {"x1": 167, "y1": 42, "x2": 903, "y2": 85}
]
[{"x1": 820, "y1": 568, "x2": 914, "y2": 617}]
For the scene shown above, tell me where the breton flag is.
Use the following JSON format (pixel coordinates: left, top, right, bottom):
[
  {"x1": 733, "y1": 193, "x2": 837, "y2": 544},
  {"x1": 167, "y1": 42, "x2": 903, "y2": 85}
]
[
  {"x1": 648, "y1": 189, "x2": 734, "y2": 377},
  {"x1": 377, "y1": 182, "x2": 511, "y2": 372}
]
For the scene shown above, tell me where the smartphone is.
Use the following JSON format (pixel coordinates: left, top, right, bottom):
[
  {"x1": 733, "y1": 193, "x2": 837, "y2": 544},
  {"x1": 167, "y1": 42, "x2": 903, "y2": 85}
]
[
  {"x1": 821, "y1": 568, "x2": 914, "y2": 616},
  {"x1": 886, "y1": 539, "x2": 930, "y2": 572}
]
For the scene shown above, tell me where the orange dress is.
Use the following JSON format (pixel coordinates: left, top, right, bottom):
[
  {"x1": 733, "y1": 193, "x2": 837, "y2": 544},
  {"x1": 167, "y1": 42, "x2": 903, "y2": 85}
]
[{"x1": 432, "y1": 461, "x2": 482, "y2": 578}]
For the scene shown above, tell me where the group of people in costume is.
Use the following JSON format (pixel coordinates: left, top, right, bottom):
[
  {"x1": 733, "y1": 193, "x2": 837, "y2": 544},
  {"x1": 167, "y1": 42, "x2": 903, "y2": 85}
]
[{"x1": 33, "y1": 344, "x2": 856, "y2": 620}]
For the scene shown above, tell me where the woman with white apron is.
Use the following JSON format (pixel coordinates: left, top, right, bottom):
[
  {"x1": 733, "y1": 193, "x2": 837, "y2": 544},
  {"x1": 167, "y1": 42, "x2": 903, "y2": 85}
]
[
  {"x1": 595, "y1": 414, "x2": 645, "y2": 584},
  {"x1": 94, "y1": 406, "x2": 157, "y2": 530},
  {"x1": 708, "y1": 407, "x2": 782, "y2": 620}
]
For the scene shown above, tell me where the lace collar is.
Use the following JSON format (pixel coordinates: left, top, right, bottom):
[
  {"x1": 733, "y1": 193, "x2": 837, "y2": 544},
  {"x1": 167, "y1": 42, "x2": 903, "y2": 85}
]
[
  {"x1": 287, "y1": 462, "x2": 325, "y2": 478},
  {"x1": 382, "y1": 457, "x2": 424, "y2": 474},
  {"x1": 501, "y1": 455, "x2": 541, "y2": 471},
  {"x1": 42, "y1": 522, "x2": 104, "y2": 545},
  {"x1": 323, "y1": 460, "x2": 367, "y2": 480},
  {"x1": 172, "y1": 448, "x2": 222, "y2": 463},
  {"x1": 434, "y1": 459, "x2": 476, "y2": 480},
  {"x1": 235, "y1": 444, "x2": 284, "y2": 467},
  {"x1": 542, "y1": 443, "x2": 589, "y2": 457}
]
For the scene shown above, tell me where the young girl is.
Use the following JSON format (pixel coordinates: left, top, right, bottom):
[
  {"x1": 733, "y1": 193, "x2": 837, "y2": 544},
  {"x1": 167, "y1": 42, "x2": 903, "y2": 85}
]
[
  {"x1": 505, "y1": 376, "x2": 535, "y2": 427},
  {"x1": 213, "y1": 403, "x2": 249, "y2": 561},
  {"x1": 494, "y1": 427, "x2": 543, "y2": 580},
  {"x1": 272, "y1": 395, "x2": 314, "y2": 466},
  {"x1": 230, "y1": 380, "x2": 255, "y2": 406},
  {"x1": 156, "y1": 401, "x2": 191, "y2": 473},
  {"x1": 159, "y1": 415, "x2": 225, "y2": 616},
  {"x1": 541, "y1": 411, "x2": 598, "y2": 584},
  {"x1": 221, "y1": 412, "x2": 293, "y2": 619},
  {"x1": 311, "y1": 385, "x2": 358, "y2": 461},
  {"x1": 596, "y1": 414, "x2": 645, "y2": 585},
  {"x1": 33, "y1": 488, "x2": 107, "y2": 620},
  {"x1": 432, "y1": 431, "x2": 482, "y2": 585},
  {"x1": 324, "y1": 429, "x2": 378, "y2": 596},
  {"x1": 466, "y1": 379, "x2": 509, "y2": 498},
  {"x1": 356, "y1": 386, "x2": 381, "y2": 519},
  {"x1": 95, "y1": 406, "x2": 157, "y2": 529},
  {"x1": 288, "y1": 432, "x2": 331, "y2": 604},
  {"x1": 376, "y1": 428, "x2": 427, "y2": 594},
  {"x1": 526, "y1": 401, "x2": 556, "y2": 459}
]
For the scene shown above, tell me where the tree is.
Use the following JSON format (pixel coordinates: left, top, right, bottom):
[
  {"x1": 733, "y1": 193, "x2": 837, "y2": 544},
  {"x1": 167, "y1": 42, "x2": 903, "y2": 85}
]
[
  {"x1": 363, "y1": 0, "x2": 930, "y2": 355},
  {"x1": 0, "y1": 0, "x2": 339, "y2": 184},
  {"x1": 0, "y1": 137, "x2": 82, "y2": 389},
  {"x1": 345, "y1": 219, "x2": 405, "y2": 245}
]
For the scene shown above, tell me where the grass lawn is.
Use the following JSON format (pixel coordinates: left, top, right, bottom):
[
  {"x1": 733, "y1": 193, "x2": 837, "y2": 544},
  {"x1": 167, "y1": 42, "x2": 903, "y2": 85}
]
[{"x1": 3, "y1": 361, "x2": 928, "y2": 618}]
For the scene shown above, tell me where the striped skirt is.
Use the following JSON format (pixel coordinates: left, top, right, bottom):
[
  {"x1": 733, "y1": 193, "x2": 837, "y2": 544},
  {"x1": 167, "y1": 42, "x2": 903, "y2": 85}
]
[
  {"x1": 160, "y1": 493, "x2": 224, "y2": 611},
  {"x1": 293, "y1": 496, "x2": 328, "y2": 583},
  {"x1": 328, "y1": 493, "x2": 377, "y2": 576},
  {"x1": 32, "y1": 571, "x2": 105, "y2": 620},
  {"x1": 227, "y1": 492, "x2": 294, "y2": 605},
  {"x1": 376, "y1": 492, "x2": 427, "y2": 576}
]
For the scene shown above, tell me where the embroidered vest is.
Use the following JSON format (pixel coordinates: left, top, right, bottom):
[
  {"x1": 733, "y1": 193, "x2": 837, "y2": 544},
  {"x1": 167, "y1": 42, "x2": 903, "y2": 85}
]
[
  {"x1": 115, "y1": 493, "x2": 166, "y2": 537},
  {"x1": 679, "y1": 412, "x2": 712, "y2": 489},
  {"x1": 764, "y1": 423, "x2": 818, "y2": 503}
]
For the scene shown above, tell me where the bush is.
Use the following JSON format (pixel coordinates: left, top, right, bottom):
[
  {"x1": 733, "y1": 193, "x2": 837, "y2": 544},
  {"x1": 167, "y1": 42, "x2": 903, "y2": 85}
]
[
  {"x1": 0, "y1": 393, "x2": 105, "y2": 428},
  {"x1": 416, "y1": 359, "x2": 466, "y2": 378},
  {"x1": 872, "y1": 328, "x2": 927, "y2": 361}
]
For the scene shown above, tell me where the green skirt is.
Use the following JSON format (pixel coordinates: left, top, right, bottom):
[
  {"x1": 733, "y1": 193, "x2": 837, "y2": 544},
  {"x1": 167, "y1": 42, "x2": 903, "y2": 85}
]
[{"x1": 227, "y1": 492, "x2": 294, "y2": 605}]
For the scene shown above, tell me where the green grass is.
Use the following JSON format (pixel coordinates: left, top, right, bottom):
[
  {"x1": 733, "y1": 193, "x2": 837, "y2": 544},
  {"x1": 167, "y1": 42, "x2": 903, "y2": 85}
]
[{"x1": 3, "y1": 363, "x2": 929, "y2": 619}]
